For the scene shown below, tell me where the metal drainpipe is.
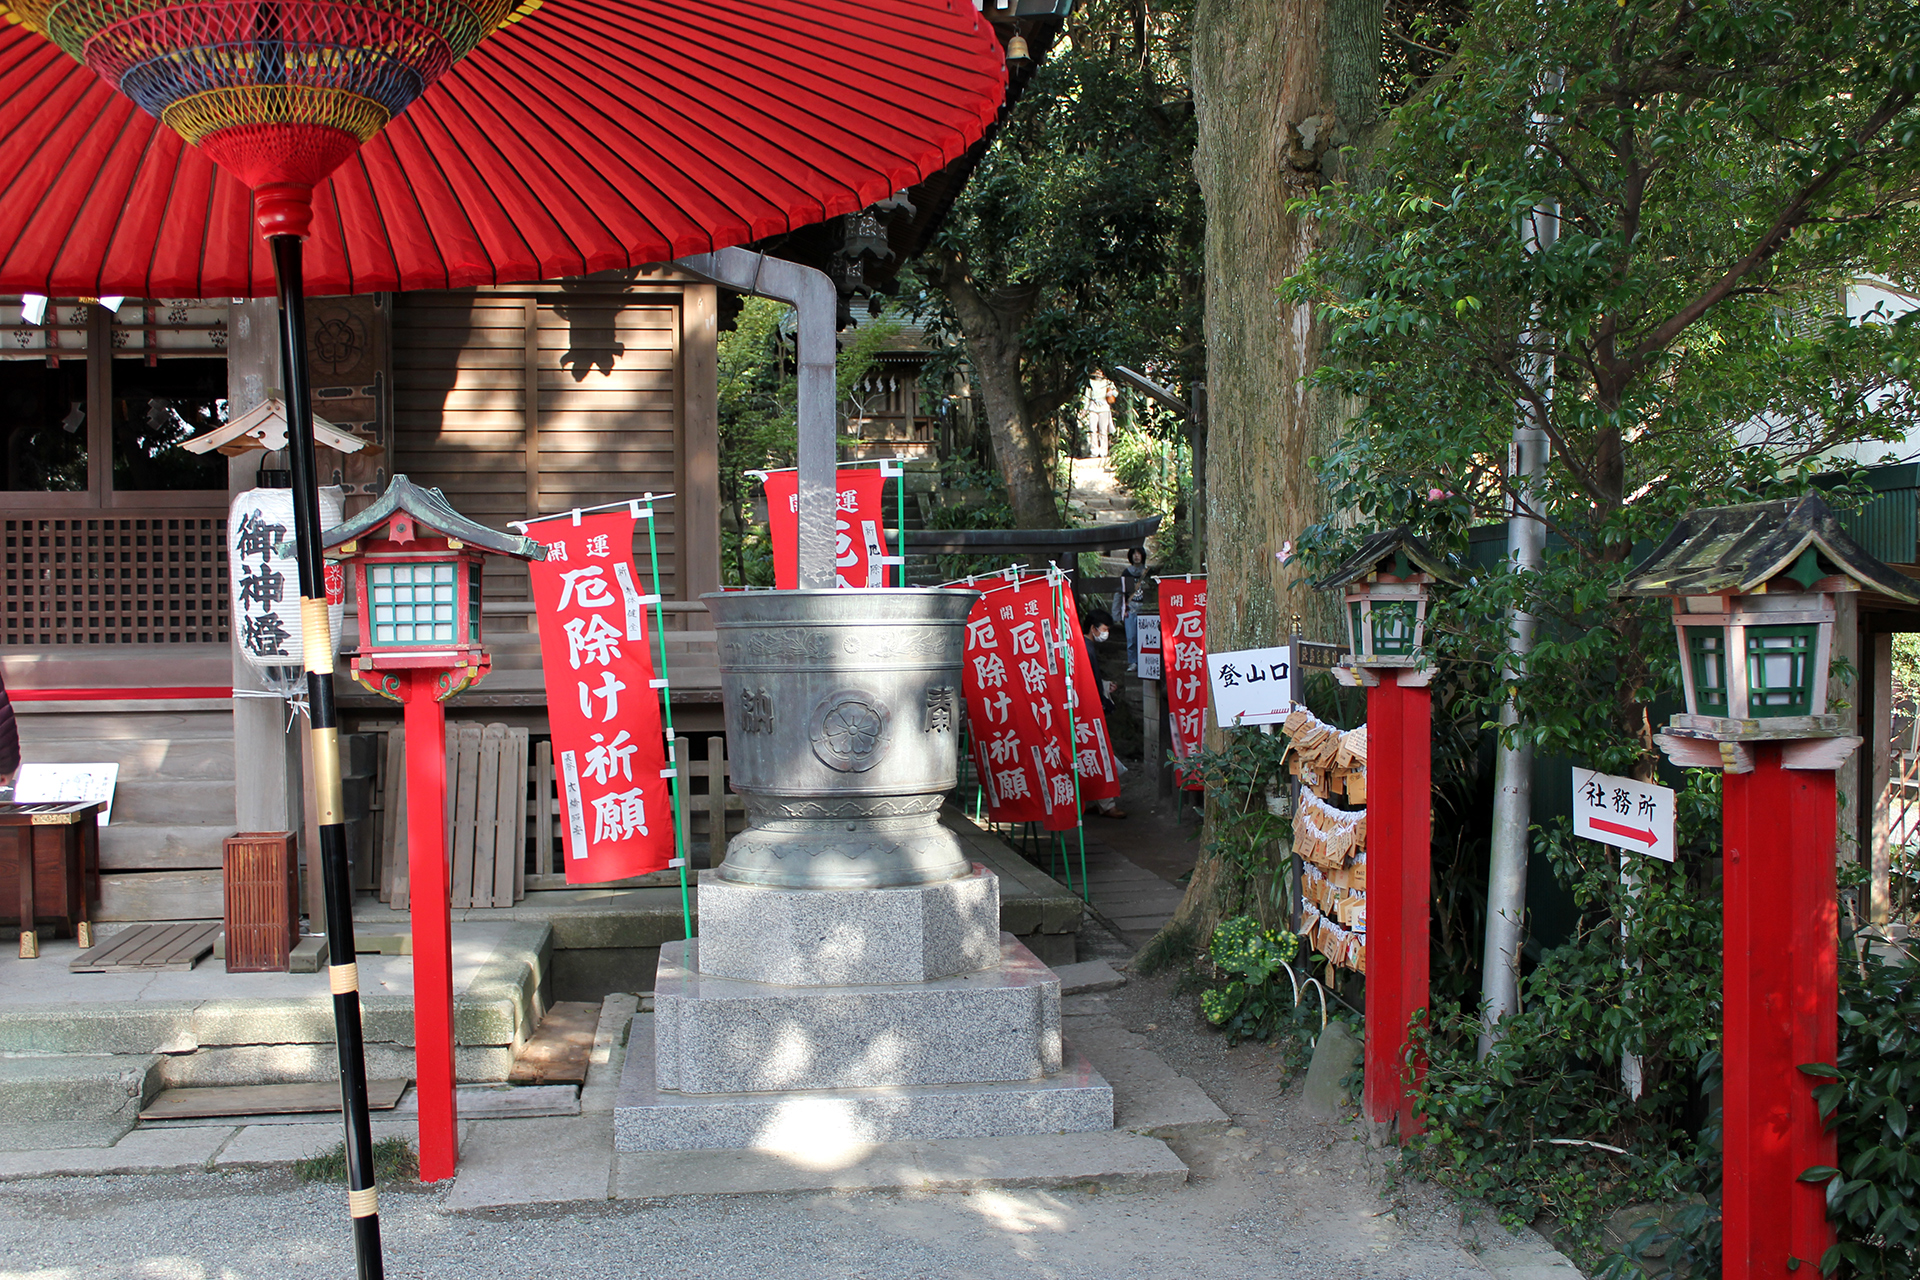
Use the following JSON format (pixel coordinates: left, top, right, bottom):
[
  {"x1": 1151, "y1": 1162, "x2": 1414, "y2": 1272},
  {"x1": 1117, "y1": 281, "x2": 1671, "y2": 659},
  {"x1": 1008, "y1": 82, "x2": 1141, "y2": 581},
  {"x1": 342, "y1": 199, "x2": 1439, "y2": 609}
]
[
  {"x1": 1478, "y1": 105, "x2": 1560, "y2": 1059},
  {"x1": 674, "y1": 249, "x2": 839, "y2": 589}
]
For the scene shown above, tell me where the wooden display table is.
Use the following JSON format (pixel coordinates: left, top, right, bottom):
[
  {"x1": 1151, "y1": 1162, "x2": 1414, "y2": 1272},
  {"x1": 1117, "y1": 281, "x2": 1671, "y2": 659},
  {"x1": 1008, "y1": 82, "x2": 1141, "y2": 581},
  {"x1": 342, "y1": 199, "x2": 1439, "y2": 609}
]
[{"x1": 0, "y1": 801, "x2": 101, "y2": 958}]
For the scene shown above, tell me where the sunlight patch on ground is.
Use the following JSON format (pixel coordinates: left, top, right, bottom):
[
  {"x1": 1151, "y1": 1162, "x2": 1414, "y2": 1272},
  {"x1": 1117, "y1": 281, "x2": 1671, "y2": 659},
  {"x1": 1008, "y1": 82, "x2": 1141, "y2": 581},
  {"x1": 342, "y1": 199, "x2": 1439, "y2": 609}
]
[{"x1": 958, "y1": 1188, "x2": 1069, "y2": 1236}]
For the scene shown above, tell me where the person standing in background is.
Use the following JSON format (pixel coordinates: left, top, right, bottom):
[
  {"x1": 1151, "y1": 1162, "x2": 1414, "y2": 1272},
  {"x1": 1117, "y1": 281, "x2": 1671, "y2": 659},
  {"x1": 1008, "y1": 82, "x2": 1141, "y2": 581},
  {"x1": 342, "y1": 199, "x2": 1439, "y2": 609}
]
[
  {"x1": 1113, "y1": 547, "x2": 1150, "y2": 673},
  {"x1": 1082, "y1": 371, "x2": 1116, "y2": 458},
  {"x1": 1080, "y1": 609, "x2": 1127, "y2": 819}
]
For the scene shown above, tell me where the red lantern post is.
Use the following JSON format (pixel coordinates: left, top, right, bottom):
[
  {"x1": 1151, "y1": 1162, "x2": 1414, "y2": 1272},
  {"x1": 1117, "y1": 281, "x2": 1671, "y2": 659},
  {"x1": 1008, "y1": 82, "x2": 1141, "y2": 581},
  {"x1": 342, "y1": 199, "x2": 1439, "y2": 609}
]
[
  {"x1": 1318, "y1": 530, "x2": 1458, "y2": 1140},
  {"x1": 326, "y1": 477, "x2": 545, "y2": 1183},
  {"x1": 1622, "y1": 496, "x2": 1920, "y2": 1277}
]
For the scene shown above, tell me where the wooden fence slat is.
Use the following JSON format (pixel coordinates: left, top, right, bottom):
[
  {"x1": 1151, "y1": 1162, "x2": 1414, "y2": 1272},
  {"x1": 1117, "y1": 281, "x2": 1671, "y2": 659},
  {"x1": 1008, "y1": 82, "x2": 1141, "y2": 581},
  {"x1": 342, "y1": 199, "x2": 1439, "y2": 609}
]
[
  {"x1": 490, "y1": 726, "x2": 520, "y2": 908},
  {"x1": 708, "y1": 736, "x2": 728, "y2": 867},
  {"x1": 448, "y1": 724, "x2": 483, "y2": 909},
  {"x1": 472, "y1": 726, "x2": 505, "y2": 910},
  {"x1": 673, "y1": 737, "x2": 690, "y2": 872},
  {"x1": 511, "y1": 729, "x2": 528, "y2": 903},
  {"x1": 390, "y1": 725, "x2": 410, "y2": 913},
  {"x1": 535, "y1": 740, "x2": 556, "y2": 879}
]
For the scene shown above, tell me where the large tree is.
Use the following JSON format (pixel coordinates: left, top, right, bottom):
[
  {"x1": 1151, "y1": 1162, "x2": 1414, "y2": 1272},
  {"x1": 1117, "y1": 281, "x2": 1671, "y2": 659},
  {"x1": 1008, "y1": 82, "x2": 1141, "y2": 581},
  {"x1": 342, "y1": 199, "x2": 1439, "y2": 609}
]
[
  {"x1": 1143, "y1": 0, "x2": 1392, "y2": 958},
  {"x1": 922, "y1": 1, "x2": 1204, "y2": 527}
]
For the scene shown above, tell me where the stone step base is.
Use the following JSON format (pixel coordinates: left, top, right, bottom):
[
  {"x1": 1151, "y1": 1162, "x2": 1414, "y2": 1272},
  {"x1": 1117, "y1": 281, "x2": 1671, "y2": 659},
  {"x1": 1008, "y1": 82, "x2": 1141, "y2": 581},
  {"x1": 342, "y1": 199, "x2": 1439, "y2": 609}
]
[
  {"x1": 653, "y1": 936, "x2": 1059, "y2": 1093},
  {"x1": 614, "y1": 1014, "x2": 1112, "y2": 1153},
  {"x1": 0, "y1": 1054, "x2": 160, "y2": 1150}
]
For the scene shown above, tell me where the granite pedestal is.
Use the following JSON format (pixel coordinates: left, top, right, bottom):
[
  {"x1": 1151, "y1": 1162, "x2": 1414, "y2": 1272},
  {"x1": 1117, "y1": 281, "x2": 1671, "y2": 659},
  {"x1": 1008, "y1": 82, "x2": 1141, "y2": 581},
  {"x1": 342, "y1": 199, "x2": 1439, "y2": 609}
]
[{"x1": 614, "y1": 865, "x2": 1114, "y2": 1152}]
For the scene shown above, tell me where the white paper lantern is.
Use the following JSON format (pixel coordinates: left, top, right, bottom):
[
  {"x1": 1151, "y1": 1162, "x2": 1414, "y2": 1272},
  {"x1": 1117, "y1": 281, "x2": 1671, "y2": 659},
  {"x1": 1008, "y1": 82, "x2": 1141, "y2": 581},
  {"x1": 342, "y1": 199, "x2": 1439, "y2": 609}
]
[{"x1": 230, "y1": 485, "x2": 346, "y2": 694}]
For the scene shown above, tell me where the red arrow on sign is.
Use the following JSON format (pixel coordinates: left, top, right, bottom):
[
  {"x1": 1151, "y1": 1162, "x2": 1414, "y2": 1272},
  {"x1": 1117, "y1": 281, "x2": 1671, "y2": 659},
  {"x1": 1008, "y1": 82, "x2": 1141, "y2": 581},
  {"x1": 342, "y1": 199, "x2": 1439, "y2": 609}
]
[{"x1": 1589, "y1": 817, "x2": 1658, "y2": 847}]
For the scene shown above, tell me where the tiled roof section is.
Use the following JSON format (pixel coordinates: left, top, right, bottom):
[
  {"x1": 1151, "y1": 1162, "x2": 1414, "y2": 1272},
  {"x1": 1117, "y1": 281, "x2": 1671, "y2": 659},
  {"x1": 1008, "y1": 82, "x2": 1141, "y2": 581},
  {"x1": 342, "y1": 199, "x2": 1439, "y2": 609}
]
[
  {"x1": 1313, "y1": 528, "x2": 1463, "y2": 591},
  {"x1": 1616, "y1": 495, "x2": 1920, "y2": 602},
  {"x1": 324, "y1": 475, "x2": 547, "y2": 561}
]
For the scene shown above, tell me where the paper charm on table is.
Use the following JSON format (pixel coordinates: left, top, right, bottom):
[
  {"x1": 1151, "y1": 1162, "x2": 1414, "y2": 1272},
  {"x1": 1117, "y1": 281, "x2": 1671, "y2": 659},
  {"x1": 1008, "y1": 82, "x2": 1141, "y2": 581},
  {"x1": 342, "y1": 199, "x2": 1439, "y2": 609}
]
[{"x1": 527, "y1": 511, "x2": 674, "y2": 884}]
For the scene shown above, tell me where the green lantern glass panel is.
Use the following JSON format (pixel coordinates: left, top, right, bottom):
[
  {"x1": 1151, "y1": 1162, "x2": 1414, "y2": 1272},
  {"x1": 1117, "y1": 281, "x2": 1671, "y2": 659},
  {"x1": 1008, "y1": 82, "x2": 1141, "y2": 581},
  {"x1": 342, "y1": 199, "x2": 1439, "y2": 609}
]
[
  {"x1": 1347, "y1": 602, "x2": 1365, "y2": 656},
  {"x1": 1745, "y1": 623, "x2": 1818, "y2": 717},
  {"x1": 467, "y1": 561, "x2": 483, "y2": 642},
  {"x1": 1686, "y1": 626, "x2": 1730, "y2": 716},
  {"x1": 1370, "y1": 601, "x2": 1417, "y2": 655},
  {"x1": 367, "y1": 561, "x2": 459, "y2": 646}
]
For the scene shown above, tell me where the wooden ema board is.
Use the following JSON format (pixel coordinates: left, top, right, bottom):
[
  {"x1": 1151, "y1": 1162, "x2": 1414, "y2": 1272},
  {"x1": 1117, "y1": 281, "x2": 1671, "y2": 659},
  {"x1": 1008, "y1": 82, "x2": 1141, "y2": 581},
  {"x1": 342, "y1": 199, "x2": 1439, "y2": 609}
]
[
  {"x1": 508, "y1": 1000, "x2": 601, "y2": 1086},
  {"x1": 141, "y1": 1078, "x2": 410, "y2": 1121},
  {"x1": 69, "y1": 921, "x2": 220, "y2": 972}
]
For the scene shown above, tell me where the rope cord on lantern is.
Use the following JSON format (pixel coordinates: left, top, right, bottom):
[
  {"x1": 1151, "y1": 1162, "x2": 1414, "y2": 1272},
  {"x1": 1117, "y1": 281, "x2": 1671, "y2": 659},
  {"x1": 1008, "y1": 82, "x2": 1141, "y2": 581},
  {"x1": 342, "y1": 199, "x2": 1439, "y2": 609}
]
[{"x1": 637, "y1": 494, "x2": 692, "y2": 936}]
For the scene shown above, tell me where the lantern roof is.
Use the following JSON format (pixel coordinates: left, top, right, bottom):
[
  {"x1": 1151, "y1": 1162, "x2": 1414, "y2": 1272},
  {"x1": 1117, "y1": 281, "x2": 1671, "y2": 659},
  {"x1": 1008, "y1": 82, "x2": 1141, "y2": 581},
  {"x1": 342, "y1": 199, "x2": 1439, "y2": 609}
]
[
  {"x1": 1615, "y1": 495, "x2": 1920, "y2": 603},
  {"x1": 1312, "y1": 527, "x2": 1463, "y2": 591},
  {"x1": 324, "y1": 475, "x2": 546, "y2": 562}
]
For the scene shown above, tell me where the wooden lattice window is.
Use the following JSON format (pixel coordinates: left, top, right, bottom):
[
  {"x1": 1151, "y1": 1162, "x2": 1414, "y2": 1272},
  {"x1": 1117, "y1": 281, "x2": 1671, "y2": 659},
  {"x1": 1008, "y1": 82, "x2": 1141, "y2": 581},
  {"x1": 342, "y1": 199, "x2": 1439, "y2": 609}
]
[{"x1": 4, "y1": 516, "x2": 229, "y2": 646}]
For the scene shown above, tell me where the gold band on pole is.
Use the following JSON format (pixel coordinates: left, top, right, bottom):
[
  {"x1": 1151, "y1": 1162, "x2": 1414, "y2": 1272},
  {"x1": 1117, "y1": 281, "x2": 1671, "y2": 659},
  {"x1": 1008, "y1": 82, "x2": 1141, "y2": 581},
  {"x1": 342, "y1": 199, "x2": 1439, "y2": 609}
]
[
  {"x1": 347, "y1": 1185, "x2": 379, "y2": 1218},
  {"x1": 311, "y1": 725, "x2": 343, "y2": 824},
  {"x1": 328, "y1": 962, "x2": 360, "y2": 996}
]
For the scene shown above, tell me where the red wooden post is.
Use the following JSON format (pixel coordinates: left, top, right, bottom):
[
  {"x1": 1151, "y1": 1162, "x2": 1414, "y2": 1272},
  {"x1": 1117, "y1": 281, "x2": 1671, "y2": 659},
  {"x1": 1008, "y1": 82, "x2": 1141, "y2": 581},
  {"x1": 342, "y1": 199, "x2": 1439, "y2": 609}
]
[
  {"x1": 400, "y1": 669, "x2": 458, "y2": 1183},
  {"x1": 1721, "y1": 743, "x2": 1838, "y2": 1277},
  {"x1": 1363, "y1": 668, "x2": 1432, "y2": 1137}
]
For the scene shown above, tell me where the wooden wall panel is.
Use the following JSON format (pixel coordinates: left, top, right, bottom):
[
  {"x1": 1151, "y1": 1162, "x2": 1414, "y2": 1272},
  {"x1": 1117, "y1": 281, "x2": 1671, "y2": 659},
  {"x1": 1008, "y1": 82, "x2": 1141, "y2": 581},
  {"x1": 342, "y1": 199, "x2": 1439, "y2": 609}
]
[{"x1": 392, "y1": 283, "x2": 688, "y2": 627}]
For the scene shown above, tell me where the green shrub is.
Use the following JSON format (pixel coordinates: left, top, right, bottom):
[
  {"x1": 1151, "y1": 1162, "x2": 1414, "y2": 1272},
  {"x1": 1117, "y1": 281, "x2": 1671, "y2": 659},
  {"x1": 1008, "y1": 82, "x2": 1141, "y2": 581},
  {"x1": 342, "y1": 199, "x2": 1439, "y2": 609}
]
[
  {"x1": 1200, "y1": 914, "x2": 1302, "y2": 1042},
  {"x1": 1804, "y1": 944, "x2": 1920, "y2": 1278}
]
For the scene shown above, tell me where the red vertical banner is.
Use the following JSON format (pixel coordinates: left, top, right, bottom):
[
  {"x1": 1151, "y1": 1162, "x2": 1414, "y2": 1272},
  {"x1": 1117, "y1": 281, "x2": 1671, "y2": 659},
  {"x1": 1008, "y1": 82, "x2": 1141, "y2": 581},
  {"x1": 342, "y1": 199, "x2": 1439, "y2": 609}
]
[
  {"x1": 963, "y1": 583, "x2": 1047, "y2": 823},
  {"x1": 527, "y1": 512, "x2": 674, "y2": 883},
  {"x1": 762, "y1": 468, "x2": 893, "y2": 589},
  {"x1": 960, "y1": 577, "x2": 1123, "y2": 829},
  {"x1": 1160, "y1": 577, "x2": 1208, "y2": 789}
]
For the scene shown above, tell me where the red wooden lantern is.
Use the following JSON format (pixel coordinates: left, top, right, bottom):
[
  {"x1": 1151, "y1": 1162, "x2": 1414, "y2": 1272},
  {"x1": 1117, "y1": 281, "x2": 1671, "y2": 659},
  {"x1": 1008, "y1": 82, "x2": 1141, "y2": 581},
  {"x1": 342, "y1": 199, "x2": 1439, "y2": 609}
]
[
  {"x1": 325, "y1": 475, "x2": 544, "y2": 1182},
  {"x1": 1620, "y1": 495, "x2": 1920, "y2": 1280},
  {"x1": 1317, "y1": 528, "x2": 1459, "y2": 1141}
]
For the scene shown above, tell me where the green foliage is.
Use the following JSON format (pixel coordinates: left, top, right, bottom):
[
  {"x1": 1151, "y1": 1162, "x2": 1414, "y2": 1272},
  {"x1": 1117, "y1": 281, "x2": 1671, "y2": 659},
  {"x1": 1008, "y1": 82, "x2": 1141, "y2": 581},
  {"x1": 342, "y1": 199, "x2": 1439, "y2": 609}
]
[
  {"x1": 292, "y1": 1137, "x2": 418, "y2": 1186},
  {"x1": 918, "y1": 0, "x2": 1203, "y2": 512},
  {"x1": 1804, "y1": 946, "x2": 1920, "y2": 1278},
  {"x1": 1290, "y1": 0, "x2": 1920, "y2": 766},
  {"x1": 1199, "y1": 913, "x2": 1305, "y2": 1045},
  {"x1": 1179, "y1": 725, "x2": 1295, "y2": 921},
  {"x1": 716, "y1": 298, "x2": 900, "y2": 585},
  {"x1": 1410, "y1": 798, "x2": 1725, "y2": 1259}
]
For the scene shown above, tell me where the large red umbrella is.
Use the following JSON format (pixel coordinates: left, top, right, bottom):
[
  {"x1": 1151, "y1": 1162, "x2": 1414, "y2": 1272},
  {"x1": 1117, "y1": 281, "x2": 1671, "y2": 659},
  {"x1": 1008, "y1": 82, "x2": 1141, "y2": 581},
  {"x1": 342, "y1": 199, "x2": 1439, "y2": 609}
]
[
  {"x1": 0, "y1": 0, "x2": 1003, "y2": 1272},
  {"x1": 0, "y1": 0, "x2": 1005, "y2": 297}
]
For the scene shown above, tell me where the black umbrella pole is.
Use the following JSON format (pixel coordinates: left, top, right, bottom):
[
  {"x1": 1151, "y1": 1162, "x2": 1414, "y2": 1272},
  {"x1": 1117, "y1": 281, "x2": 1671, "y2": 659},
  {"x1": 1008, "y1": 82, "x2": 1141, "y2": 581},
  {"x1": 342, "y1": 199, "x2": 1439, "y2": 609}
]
[{"x1": 271, "y1": 232, "x2": 387, "y2": 1280}]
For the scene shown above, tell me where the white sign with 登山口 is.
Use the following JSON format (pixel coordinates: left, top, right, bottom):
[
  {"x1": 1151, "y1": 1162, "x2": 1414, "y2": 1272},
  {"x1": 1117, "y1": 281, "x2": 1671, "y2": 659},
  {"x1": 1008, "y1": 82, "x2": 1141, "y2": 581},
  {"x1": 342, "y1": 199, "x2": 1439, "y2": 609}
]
[
  {"x1": 1572, "y1": 768, "x2": 1675, "y2": 862},
  {"x1": 1205, "y1": 646, "x2": 1296, "y2": 727}
]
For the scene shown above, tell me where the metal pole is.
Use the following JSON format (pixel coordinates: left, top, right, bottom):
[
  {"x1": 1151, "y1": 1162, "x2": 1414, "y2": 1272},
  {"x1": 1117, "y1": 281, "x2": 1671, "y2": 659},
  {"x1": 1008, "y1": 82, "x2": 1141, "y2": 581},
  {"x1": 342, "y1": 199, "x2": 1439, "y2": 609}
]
[
  {"x1": 1478, "y1": 100, "x2": 1560, "y2": 1059},
  {"x1": 270, "y1": 232, "x2": 386, "y2": 1279}
]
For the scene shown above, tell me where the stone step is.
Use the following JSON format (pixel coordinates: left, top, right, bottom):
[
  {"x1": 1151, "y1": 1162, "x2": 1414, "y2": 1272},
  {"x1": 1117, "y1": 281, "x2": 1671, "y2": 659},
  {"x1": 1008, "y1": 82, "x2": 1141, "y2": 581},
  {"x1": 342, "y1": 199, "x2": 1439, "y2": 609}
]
[
  {"x1": 0, "y1": 1054, "x2": 160, "y2": 1151},
  {"x1": 616, "y1": 1015, "x2": 1112, "y2": 1153},
  {"x1": 652, "y1": 937, "x2": 1060, "y2": 1094}
]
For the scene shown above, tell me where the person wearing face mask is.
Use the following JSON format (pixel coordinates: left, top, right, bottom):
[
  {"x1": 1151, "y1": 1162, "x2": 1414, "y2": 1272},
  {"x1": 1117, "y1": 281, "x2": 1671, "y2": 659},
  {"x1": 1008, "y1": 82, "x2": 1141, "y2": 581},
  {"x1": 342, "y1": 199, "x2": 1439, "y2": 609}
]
[
  {"x1": 1080, "y1": 609, "x2": 1126, "y2": 819},
  {"x1": 1112, "y1": 547, "x2": 1151, "y2": 673}
]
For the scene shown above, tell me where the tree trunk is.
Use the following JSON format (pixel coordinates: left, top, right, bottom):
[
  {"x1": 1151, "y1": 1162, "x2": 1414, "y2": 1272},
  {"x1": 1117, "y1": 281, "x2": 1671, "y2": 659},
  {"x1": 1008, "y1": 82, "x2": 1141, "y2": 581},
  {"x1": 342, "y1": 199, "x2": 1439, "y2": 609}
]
[
  {"x1": 933, "y1": 256, "x2": 1059, "y2": 528},
  {"x1": 1139, "y1": 0, "x2": 1384, "y2": 969}
]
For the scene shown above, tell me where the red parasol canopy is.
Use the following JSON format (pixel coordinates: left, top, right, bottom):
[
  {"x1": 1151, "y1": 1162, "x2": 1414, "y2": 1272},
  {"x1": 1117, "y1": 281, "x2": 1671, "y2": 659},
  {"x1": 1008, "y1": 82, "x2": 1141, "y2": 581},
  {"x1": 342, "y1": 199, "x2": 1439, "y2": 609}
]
[{"x1": 0, "y1": 0, "x2": 1005, "y2": 298}]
